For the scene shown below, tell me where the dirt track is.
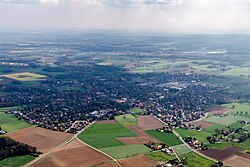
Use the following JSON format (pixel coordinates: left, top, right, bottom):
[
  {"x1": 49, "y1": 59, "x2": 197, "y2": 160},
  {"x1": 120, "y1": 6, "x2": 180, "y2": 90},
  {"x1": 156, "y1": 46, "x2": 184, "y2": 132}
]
[
  {"x1": 5, "y1": 127, "x2": 73, "y2": 153},
  {"x1": 137, "y1": 115, "x2": 163, "y2": 130},
  {"x1": 118, "y1": 155, "x2": 157, "y2": 167},
  {"x1": 31, "y1": 139, "x2": 118, "y2": 167}
]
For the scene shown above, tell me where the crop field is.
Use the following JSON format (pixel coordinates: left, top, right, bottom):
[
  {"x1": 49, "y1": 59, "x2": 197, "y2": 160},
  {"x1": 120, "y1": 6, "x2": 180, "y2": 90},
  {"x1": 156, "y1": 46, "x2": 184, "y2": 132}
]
[
  {"x1": 32, "y1": 139, "x2": 118, "y2": 167},
  {"x1": 203, "y1": 124, "x2": 227, "y2": 133},
  {"x1": 146, "y1": 130, "x2": 183, "y2": 146},
  {"x1": 229, "y1": 122, "x2": 244, "y2": 129},
  {"x1": 1, "y1": 72, "x2": 46, "y2": 81},
  {"x1": 208, "y1": 141, "x2": 250, "y2": 150},
  {"x1": 100, "y1": 144, "x2": 152, "y2": 159},
  {"x1": 175, "y1": 129, "x2": 212, "y2": 143},
  {"x1": 173, "y1": 144, "x2": 191, "y2": 157},
  {"x1": 191, "y1": 121, "x2": 215, "y2": 128},
  {"x1": 203, "y1": 115, "x2": 250, "y2": 126},
  {"x1": 78, "y1": 122, "x2": 136, "y2": 149},
  {"x1": 145, "y1": 151, "x2": 176, "y2": 162},
  {"x1": 221, "y1": 67, "x2": 250, "y2": 76},
  {"x1": 118, "y1": 154, "x2": 157, "y2": 167},
  {"x1": 137, "y1": 115, "x2": 163, "y2": 130},
  {"x1": 179, "y1": 152, "x2": 214, "y2": 167},
  {"x1": 224, "y1": 155, "x2": 250, "y2": 167},
  {"x1": 0, "y1": 155, "x2": 35, "y2": 167},
  {"x1": 6, "y1": 126, "x2": 73, "y2": 153},
  {"x1": 243, "y1": 125, "x2": 250, "y2": 131},
  {"x1": 115, "y1": 114, "x2": 136, "y2": 126},
  {"x1": 223, "y1": 103, "x2": 250, "y2": 117},
  {"x1": 0, "y1": 111, "x2": 32, "y2": 133}
]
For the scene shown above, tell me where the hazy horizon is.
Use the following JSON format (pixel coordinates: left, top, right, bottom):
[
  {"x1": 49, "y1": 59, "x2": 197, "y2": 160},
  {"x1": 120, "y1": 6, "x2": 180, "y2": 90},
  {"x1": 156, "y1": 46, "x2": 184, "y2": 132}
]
[{"x1": 1, "y1": 0, "x2": 250, "y2": 34}]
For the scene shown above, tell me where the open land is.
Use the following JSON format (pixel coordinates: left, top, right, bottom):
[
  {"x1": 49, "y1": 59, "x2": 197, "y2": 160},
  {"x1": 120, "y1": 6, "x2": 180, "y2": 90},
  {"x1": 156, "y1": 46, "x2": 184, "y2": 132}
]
[
  {"x1": 118, "y1": 154, "x2": 157, "y2": 167},
  {"x1": 137, "y1": 115, "x2": 164, "y2": 130},
  {"x1": 1, "y1": 72, "x2": 46, "y2": 81},
  {"x1": 31, "y1": 139, "x2": 118, "y2": 167},
  {"x1": 223, "y1": 155, "x2": 250, "y2": 167},
  {"x1": 191, "y1": 121, "x2": 215, "y2": 128},
  {"x1": 5, "y1": 126, "x2": 73, "y2": 153},
  {"x1": 207, "y1": 106, "x2": 231, "y2": 115}
]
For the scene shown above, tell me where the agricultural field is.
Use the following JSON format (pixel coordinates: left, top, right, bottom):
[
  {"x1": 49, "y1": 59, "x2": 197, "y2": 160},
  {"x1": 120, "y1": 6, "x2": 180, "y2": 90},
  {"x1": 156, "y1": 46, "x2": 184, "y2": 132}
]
[
  {"x1": 202, "y1": 124, "x2": 227, "y2": 133},
  {"x1": 179, "y1": 152, "x2": 214, "y2": 167},
  {"x1": 173, "y1": 144, "x2": 192, "y2": 156},
  {"x1": 115, "y1": 114, "x2": 136, "y2": 127},
  {"x1": 175, "y1": 129, "x2": 212, "y2": 143},
  {"x1": 118, "y1": 154, "x2": 157, "y2": 167},
  {"x1": 207, "y1": 141, "x2": 250, "y2": 150},
  {"x1": 137, "y1": 115, "x2": 164, "y2": 130},
  {"x1": 31, "y1": 139, "x2": 118, "y2": 167},
  {"x1": 203, "y1": 115, "x2": 250, "y2": 126},
  {"x1": 6, "y1": 127, "x2": 73, "y2": 153},
  {"x1": 1, "y1": 72, "x2": 46, "y2": 81},
  {"x1": 100, "y1": 144, "x2": 152, "y2": 159},
  {"x1": 229, "y1": 122, "x2": 245, "y2": 129},
  {"x1": 0, "y1": 155, "x2": 35, "y2": 167},
  {"x1": 0, "y1": 108, "x2": 32, "y2": 132},
  {"x1": 78, "y1": 122, "x2": 136, "y2": 149},
  {"x1": 145, "y1": 151, "x2": 176, "y2": 162},
  {"x1": 223, "y1": 102, "x2": 250, "y2": 117},
  {"x1": 145, "y1": 130, "x2": 183, "y2": 146},
  {"x1": 243, "y1": 125, "x2": 250, "y2": 131}
]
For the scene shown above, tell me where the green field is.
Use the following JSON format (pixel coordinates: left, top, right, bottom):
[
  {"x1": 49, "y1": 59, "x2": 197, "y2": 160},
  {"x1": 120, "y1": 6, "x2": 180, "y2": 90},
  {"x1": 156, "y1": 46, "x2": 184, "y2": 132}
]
[
  {"x1": 130, "y1": 107, "x2": 144, "y2": 115},
  {"x1": 145, "y1": 151, "x2": 176, "y2": 162},
  {"x1": 175, "y1": 129, "x2": 212, "y2": 143},
  {"x1": 2, "y1": 72, "x2": 46, "y2": 81},
  {"x1": 0, "y1": 155, "x2": 35, "y2": 167},
  {"x1": 243, "y1": 125, "x2": 250, "y2": 131},
  {"x1": 115, "y1": 114, "x2": 136, "y2": 126},
  {"x1": 100, "y1": 144, "x2": 151, "y2": 159},
  {"x1": 146, "y1": 130, "x2": 183, "y2": 146},
  {"x1": 203, "y1": 115, "x2": 250, "y2": 126},
  {"x1": 173, "y1": 144, "x2": 191, "y2": 156},
  {"x1": 203, "y1": 124, "x2": 227, "y2": 133},
  {"x1": 179, "y1": 152, "x2": 214, "y2": 167},
  {"x1": 78, "y1": 122, "x2": 136, "y2": 149},
  {"x1": 208, "y1": 141, "x2": 250, "y2": 150},
  {"x1": 229, "y1": 122, "x2": 244, "y2": 129},
  {"x1": 0, "y1": 108, "x2": 32, "y2": 132},
  {"x1": 223, "y1": 103, "x2": 250, "y2": 117}
]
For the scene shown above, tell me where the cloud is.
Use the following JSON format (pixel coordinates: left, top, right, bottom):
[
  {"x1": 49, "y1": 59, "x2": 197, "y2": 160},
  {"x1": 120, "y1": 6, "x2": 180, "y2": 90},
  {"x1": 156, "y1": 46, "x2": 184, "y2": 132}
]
[{"x1": 40, "y1": 0, "x2": 59, "y2": 4}]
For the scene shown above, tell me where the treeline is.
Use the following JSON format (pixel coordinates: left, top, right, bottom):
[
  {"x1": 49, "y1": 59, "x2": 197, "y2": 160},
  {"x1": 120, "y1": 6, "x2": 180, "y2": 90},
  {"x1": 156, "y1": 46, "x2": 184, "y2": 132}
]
[{"x1": 0, "y1": 136, "x2": 40, "y2": 161}]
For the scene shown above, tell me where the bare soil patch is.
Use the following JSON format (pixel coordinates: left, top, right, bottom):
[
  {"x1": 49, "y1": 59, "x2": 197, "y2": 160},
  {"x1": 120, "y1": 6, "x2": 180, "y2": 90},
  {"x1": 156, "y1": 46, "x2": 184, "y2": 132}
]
[
  {"x1": 191, "y1": 121, "x2": 215, "y2": 128},
  {"x1": 223, "y1": 155, "x2": 250, "y2": 167},
  {"x1": 5, "y1": 127, "x2": 73, "y2": 153},
  {"x1": 137, "y1": 115, "x2": 163, "y2": 130},
  {"x1": 95, "y1": 120, "x2": 117, "y2": 124},
  {"x1": 118, "y1": 154, "x2": 157, "y2": 167},
  {"x1": 31, "y1": 139, "x2": 118, "y2": 167},
  {"x1": 207, "y1": 106, "x2": 230, "y2": 114},
  {"x1": 199, "y1": 146, "x2": 250, "y2": 161}
]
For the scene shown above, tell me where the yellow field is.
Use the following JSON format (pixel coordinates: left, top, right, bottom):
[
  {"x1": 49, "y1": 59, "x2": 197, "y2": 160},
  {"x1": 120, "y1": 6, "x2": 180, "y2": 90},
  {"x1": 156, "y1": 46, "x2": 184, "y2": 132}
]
[{"x1": 2, "y1": 72, "x2": 46, "y2": 81}]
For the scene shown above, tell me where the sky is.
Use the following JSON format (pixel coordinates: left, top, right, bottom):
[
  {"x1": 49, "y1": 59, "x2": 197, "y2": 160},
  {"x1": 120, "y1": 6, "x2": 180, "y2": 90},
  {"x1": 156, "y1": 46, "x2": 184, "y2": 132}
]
[{"x1": 1, "y1": 0, "x2": 250, "y2": 34}]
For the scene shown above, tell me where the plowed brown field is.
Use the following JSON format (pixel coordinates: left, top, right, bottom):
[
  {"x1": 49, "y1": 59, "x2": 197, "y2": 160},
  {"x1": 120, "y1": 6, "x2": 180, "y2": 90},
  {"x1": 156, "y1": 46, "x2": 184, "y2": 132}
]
[
  {"x1": 118, "y1": 154, "x2": 157, "y2": 167},
  {"x1": 31, "y1": 139, "x2": 119, "y2": 167},
  {"x1": 5, "y1": 126, "x2": 73, "y2": 153},
  {"x1": 137, "y1": 115, "x2": 163, "y2": 130}
]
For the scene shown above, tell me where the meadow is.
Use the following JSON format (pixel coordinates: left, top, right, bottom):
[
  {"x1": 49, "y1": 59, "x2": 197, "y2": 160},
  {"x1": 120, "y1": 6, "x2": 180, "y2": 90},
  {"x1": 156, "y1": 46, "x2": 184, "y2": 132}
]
[
  {"x1": 202, "y1": 124, "x2": 227, "y2": 133},
  {"x1": 2, "y1": 72, "x2": 46, "y2": 81},
  {"x1": 100, "y1": 144, "x2": 152, "y2": 159},
  {"x1": 78, "y1": 122, "x2": 136, "y2": 149},
  {"x1": 173, "y1": 144, "x2": 191, "y2": 156},
  {"x1": 203, "y1": 115, "x2": 250, "y2": 126},
  {"x1": 0, "y1": 110, "x2": 32, "y2": 133},
  {"x1": 0, "y1": 155, "x2": 35, "y2": 167},
  {"x1": 146, "y1": 130, "x2": 183, "y2": 146},
  {"x1": 179, "y1": 152, "x2": 214, "y2": 167},
  {"x1": 115, "y1": 114, "x2": 137, "y2": 126},
  {"x1": 145, "y1": 151, "x2": 176, "y2": 162},
  {"x1": 223, "y1": 102, "x2": 250, "y2": 117},
  {"x1": 175, "y1": 129, "x2": 212, "y2": 143},
  {"x1": 130, "y1": 107, "x2": 145, "y2": 115}
]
